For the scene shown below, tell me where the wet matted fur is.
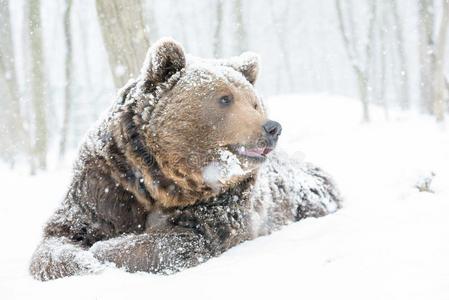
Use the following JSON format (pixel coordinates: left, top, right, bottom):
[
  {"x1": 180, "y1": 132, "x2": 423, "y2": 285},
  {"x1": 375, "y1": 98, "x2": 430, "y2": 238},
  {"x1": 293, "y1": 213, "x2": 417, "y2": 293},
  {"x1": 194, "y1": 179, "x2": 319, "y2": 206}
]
[{"x1": 29, "y1": 38, "x2": 342, "y2": 281}]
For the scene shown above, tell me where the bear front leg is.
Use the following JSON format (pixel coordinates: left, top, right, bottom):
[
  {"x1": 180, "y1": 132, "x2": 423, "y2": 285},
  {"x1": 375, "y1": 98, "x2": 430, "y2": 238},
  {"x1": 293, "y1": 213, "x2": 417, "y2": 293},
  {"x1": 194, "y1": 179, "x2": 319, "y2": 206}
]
[
  {"x1": 89, "y1": 229, "x2": 211, "y2": 274},
  {"x1": 251, "y1": 151, "x2": 342, "y2": 235},
  {"x1": 29, "y1": 237, "x2": 105, "y2": 281}
]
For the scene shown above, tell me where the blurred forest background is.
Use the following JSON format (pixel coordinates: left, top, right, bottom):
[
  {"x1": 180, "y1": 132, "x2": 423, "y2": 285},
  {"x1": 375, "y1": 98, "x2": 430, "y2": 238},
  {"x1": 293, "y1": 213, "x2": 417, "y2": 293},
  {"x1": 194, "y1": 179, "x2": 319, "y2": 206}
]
[{"x1": 1, "y1": 0, "x2": 449, "y2": 173}]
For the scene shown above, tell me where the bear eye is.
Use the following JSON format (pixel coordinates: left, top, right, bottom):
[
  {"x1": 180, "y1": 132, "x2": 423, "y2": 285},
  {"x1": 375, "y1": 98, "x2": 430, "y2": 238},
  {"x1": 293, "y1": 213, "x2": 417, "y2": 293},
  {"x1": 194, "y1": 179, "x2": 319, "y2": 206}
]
[
  {"x1": 254, "y1": 103, "x2": 258, "y2": 110},
  {"x1": 219, "y1": 95, "x2": 233, "y2": 107}
]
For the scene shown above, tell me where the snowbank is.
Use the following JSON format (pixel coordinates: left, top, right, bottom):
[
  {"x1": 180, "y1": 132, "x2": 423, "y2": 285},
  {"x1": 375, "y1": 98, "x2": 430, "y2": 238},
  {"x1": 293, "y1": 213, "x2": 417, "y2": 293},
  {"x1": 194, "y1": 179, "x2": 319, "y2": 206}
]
[{"x1": 1, "y1": 95, "x2": 448, "y2": 300}]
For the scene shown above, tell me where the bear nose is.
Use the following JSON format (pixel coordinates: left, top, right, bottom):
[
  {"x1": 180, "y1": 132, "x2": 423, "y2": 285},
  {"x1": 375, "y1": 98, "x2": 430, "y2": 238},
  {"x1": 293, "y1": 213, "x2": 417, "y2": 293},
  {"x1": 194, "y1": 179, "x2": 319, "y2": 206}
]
[{"x1": 263, "y1": 120, "x2": 282, "y2": 138}]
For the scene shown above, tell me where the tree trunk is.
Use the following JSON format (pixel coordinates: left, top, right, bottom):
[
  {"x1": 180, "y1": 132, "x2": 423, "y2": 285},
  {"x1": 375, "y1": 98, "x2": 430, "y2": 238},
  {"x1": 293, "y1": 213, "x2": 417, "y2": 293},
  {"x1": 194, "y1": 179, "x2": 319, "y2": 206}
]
[
  {"x1": 378, "y1": 1, "x2": 388, "y2": 118},
  {"x1": 335, "y1": 0, "x2": 372, "y2": 122},
  {"x1": 390, "y1": 0, "x2": 410, "y2": 110},
  {"x1": 144, "y1": 0, "x2": 158, "y2": 43},
  {"x1": 26, "y1": 0, "x2": 48, "y2": 170},
  {"x1": 95, "y1": 0, "x2": 150, "y2": 88},
  {"x1": 356, "y1": 69, "x2": 370, "y2": 122},
  {"x1": 269, "y1": 0, "x2": 294, "y2": 92},
  {"x1": 432, "y1": 0, "x2": 449, "y2": 121},
  {"x1": 0, "y1": 0, "x2": 33, "y2": 168},
  {"x1": 418, "y1": 0, "x2": 435, "y2": 114},
  {"x1": 234, "y1": 0, "x2": 247, "y2": 54},
  {"x1": 213, "y1": 0, "x2": 223, "y2": 58},
  {"x1": 59, "y1": 0, "x2": 73, "y2": 158}
]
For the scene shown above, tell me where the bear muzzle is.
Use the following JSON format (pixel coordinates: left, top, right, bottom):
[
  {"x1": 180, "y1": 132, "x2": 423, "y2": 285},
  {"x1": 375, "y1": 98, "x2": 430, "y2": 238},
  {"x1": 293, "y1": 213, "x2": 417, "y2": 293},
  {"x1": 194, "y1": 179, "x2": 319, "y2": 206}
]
[{"x1": 233, "y1": 120, "x2": 282, "y2": 160}]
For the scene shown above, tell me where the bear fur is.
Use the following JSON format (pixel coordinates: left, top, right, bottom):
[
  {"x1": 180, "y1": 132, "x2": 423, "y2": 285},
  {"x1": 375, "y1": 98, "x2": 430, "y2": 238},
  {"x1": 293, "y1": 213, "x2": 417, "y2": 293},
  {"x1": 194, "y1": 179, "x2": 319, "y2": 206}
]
[{"x1": 29, "y1": 38, "x2": 342, "y2": 281}]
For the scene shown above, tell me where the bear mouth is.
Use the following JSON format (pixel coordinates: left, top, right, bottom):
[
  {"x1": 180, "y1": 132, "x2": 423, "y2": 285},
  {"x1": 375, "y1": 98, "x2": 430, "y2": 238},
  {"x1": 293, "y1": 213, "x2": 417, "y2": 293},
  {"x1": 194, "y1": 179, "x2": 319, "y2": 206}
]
[{"x1": 231, "y1": 145, "x2": 274, "y2": 161}]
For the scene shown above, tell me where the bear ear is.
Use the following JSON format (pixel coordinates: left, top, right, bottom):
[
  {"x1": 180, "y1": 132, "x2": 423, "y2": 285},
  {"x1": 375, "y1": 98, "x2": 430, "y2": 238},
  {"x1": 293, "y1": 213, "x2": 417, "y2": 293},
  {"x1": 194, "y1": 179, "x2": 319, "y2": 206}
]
[
  {"x1": 228, "y1": 52, "x2": 260, "y2": 85},
  {"x1": 140, "y1": 38, "x2": 186, "y2": 85}
]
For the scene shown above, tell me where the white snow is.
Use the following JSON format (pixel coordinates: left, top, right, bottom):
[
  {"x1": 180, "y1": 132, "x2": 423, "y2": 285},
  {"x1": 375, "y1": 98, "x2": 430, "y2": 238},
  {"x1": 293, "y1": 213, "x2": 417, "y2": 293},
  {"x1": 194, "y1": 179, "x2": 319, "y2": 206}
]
[
  {"x1": 202, "y1": 149, "x2": 248, "y2": 190},
  {"x1": 1, "y1": 94, "x2": 449, "y2": 299},
  {"x1": 114, "y1": 64, "x2": 126, "y2": 77}
]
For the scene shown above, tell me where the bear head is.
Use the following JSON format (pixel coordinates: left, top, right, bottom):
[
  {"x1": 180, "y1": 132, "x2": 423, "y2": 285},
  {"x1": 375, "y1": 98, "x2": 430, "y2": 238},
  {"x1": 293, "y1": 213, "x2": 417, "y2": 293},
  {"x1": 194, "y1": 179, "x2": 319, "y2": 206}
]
[{"x1": 120, "y1": 38, "x2": 282, "y2": 208}]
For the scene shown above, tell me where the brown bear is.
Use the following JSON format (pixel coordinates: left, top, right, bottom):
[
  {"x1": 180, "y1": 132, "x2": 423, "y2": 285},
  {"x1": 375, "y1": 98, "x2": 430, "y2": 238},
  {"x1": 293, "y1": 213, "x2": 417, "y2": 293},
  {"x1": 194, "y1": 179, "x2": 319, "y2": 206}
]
[{"x1": 29, "y1": 38, "x2": 341, "y2": 281}]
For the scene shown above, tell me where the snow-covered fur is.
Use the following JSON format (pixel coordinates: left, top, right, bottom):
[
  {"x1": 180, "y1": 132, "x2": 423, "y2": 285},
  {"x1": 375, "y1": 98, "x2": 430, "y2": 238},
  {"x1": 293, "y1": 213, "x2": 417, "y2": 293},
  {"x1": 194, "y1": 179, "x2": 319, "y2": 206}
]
[{"x1": 29, "y1": 38, "x2": 342, "y2": 281}]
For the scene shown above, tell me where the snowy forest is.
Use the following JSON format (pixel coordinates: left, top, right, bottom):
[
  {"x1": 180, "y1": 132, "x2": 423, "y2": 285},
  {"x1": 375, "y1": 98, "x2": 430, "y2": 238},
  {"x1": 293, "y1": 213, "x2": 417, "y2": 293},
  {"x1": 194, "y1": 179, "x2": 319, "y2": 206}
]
[
  {"x1": 1, "y1": 1, "x2": 449, "y2": 299},
  {"x1": 1, "y1": 0, "x2": 449, "y2": 173}
]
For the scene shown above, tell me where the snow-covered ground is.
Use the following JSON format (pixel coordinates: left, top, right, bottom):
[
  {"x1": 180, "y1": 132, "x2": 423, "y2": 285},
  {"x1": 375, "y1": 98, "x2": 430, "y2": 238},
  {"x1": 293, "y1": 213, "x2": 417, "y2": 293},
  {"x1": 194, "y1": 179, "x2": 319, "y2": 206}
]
[{"x1": 1, "y1": 95, "x2": 449, "y2": 300}]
